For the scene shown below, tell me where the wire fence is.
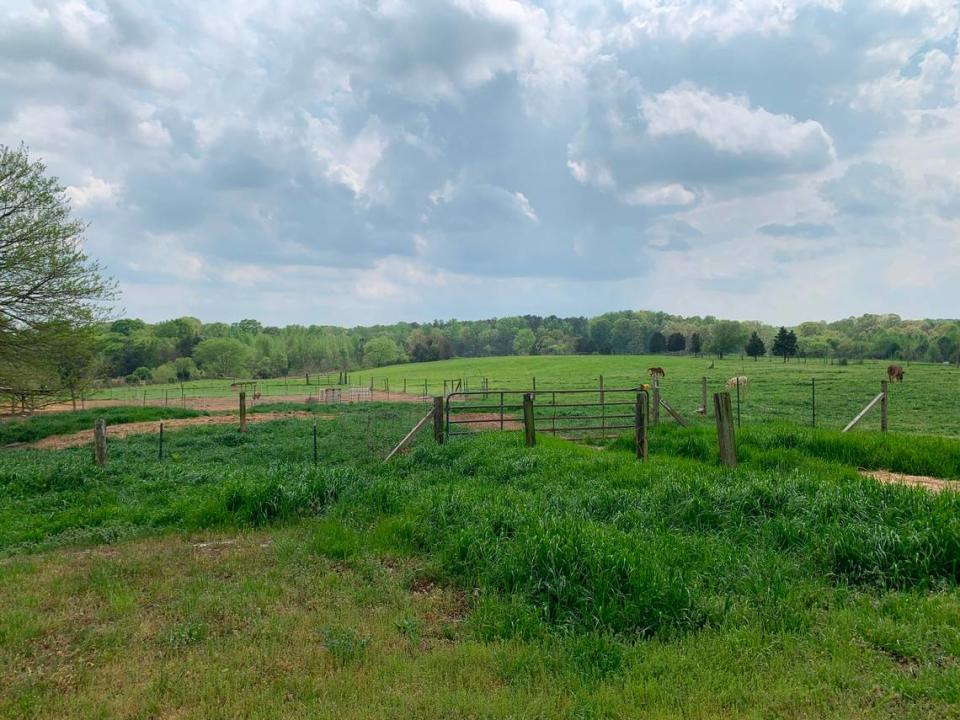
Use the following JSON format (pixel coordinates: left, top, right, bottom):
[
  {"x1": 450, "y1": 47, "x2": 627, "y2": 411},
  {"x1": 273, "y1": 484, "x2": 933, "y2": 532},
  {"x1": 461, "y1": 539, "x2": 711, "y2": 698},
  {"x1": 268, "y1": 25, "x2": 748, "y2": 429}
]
[{"x1": 64, "y1": 364, "x2": 960, "y2": 437}]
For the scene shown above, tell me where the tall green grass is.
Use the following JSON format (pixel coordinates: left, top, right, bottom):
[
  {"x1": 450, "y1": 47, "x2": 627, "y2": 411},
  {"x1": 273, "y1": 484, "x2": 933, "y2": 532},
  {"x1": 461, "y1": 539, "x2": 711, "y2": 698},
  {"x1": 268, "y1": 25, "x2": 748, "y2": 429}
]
[{"x1": 3, "y1": 409, "x2": 959, "y2": 643}]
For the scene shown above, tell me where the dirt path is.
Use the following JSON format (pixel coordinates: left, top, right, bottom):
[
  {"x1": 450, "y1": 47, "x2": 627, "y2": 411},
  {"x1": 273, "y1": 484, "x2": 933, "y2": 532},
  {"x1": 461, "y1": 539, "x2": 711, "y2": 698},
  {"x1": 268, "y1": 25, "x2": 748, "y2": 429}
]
[
  {"x1": 859, "y1": 468, "x2": 957, "y2": 493},
  {"x1": 13, "y1": 389, "x2": 432, "y2": 416},
  {"x1": 29, "y1": 411, "x2": 325, "y2": 450}
]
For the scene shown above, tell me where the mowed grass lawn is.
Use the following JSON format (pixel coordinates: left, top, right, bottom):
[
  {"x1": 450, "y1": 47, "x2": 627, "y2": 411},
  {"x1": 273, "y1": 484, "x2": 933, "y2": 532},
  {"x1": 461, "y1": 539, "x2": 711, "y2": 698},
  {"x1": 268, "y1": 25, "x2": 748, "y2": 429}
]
[
  {"x1": 96, "y1": 355, "x2": 960, "y2": 437},
  {"x1": 2, "y1": 403, "x2": 960, "y2": 717}
]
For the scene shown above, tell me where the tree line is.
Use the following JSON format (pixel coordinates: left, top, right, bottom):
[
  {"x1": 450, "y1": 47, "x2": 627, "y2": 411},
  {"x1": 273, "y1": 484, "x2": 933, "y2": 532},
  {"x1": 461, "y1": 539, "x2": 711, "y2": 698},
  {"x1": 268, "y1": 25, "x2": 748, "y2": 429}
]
[
  {"x1": 91, "y1": 310, "x2": 960, "y2": 386},
  {"x1": 4, "y1": 143, "x2": 960, "y2": 409}
]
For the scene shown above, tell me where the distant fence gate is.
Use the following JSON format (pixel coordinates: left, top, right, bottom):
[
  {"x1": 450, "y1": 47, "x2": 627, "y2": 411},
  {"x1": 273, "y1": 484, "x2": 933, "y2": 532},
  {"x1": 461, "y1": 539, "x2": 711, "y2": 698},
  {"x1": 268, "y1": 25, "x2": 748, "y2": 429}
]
[{"x1": 445, "y1": 387, "x2": 646, "y2": 440}]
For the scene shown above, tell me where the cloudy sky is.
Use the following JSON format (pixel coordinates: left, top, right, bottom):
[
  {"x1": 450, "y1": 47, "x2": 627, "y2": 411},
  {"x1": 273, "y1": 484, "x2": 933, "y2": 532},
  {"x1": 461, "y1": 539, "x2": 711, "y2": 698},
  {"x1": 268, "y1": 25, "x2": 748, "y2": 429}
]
[{"x1": 3, "y1": 0, "x2": 960, "y2": 326}]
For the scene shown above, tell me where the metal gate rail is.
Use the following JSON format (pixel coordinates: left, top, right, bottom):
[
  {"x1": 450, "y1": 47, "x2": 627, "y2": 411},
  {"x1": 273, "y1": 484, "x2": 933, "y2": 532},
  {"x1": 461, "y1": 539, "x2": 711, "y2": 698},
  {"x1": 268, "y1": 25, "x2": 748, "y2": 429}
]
[{"x1": 446, "y1": 387, "x2": 643, "y2": 439}]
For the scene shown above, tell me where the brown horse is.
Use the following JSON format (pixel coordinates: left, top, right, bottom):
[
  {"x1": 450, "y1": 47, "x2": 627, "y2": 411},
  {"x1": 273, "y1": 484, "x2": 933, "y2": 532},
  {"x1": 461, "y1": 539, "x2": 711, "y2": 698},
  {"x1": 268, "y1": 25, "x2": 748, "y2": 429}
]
[
  {"x1": 887, "y1": 364, "x2": 905, "y2": 383},
  {"x1": 647, "y1": 367, "x2": 666, "y2": 380}
]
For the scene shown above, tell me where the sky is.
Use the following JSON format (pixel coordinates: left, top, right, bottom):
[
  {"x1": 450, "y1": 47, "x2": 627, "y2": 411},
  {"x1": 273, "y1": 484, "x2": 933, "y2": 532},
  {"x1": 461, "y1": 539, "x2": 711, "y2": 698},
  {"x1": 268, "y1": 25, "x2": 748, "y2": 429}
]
[{"x1": 3, "y1": 0, "x2": 960, "y2": 327}]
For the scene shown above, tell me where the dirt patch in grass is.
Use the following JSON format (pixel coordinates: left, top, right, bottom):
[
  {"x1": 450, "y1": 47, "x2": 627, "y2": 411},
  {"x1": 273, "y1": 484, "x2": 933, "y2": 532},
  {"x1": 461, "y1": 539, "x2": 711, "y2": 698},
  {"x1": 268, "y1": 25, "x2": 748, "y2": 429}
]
[
  {"x1": 859, "y1": 468, "x2": 957, "y2": 493},
  {"x1": 28, "y1": 411, "x2": 327, "y2": 450}
]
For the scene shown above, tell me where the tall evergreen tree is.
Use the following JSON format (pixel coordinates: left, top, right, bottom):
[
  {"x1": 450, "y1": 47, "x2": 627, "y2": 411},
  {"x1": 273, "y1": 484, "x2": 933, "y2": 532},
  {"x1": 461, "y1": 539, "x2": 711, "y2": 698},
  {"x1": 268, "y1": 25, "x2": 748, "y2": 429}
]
[
  {"x1": 771, "y1": 327, "x2": 798, "y2": 362},
  {"x1": 745, "y1": 331, "x2": 766, "y2": 360}
]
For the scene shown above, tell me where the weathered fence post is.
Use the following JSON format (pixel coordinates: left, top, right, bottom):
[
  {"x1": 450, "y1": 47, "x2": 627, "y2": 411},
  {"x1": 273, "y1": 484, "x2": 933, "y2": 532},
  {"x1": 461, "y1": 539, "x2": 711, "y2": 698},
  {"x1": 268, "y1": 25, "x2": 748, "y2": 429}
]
[
  {"x1": 635, "y1": 391, "x2": 649, "y2": 461},
  {"x1": 737, "y1": 375, "x2": 740, "y2": 427},
  {"x1": 239, "y1": 391, "x2": 247, "y2": 433},
  {"x1": 599, "y1": 375, "x2": 606, "y2": 440},
  {"x1": 713, "y1": 392, "x2": 737, "y2": 468},
  {"x1": 880, "y1": 380, "x2": 888, "y2": 432},
  {"x1": 701, "y1": 376, "x2": 707, "y2": 417},
  {"x1": 313, "y1": 420, "x2": 318, "y2": 465},
  {"x1": 651, "y1": 375, "x2": 660, "y2": 425},
  {"x1": 433, "y1": 396, "x2": 444, "y2": 444},
  {"x1": 523, "y1": 392, "x2": 536, "y2": 447},
  {"x1": 94, "y1": 419, "x2": 107, "y2": 467},
  {"x1": 811, "y1": 378, "x2": 816, "y2": 428},
  {"x1": 158, "y1": 422, "x2": 164, "y2": 460}
]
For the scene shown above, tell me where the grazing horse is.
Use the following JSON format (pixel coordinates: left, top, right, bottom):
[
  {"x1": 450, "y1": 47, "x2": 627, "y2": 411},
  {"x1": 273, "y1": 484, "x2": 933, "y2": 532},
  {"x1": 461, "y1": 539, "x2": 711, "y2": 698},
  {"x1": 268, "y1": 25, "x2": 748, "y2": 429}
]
[
  {"x1": 647, "y1": 367, "x2": 666, "y2": 380},
  {"x1": 887, "y1": 364, "x2": 905, "y2": 383}
]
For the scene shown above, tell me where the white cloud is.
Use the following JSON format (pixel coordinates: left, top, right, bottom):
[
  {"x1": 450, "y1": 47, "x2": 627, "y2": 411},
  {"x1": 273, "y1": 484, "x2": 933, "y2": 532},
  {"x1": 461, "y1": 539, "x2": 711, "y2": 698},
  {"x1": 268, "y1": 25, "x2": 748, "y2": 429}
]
[
  {"x1": 66, "y1": 172, "x2": 118, "y2": 208},
  {"x1": 622, "y1": 183, "x2": 696, "y2": 206},
  {"x1": 641, "y1": 85, "x2": 835, "y2": 161},
  {"x1": 616, "y1": 0, "x2": 842, "y2": 42},
  {"x1": 513, "y1": 191, "x2": 539, "y2": 221},
  {"x1": 304, "y1": 116, "x2": 388, "y2": 200}
]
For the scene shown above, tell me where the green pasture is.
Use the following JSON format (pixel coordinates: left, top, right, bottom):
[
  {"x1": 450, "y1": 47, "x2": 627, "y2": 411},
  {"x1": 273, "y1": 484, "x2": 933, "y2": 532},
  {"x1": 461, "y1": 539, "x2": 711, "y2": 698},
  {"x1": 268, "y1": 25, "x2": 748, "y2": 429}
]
[
  {"x1": 92, "y1": 354, "x2": 960, "y2": 436},
  {"x1": 1, "y1": 403, "x2": 959, "y2": 717}
]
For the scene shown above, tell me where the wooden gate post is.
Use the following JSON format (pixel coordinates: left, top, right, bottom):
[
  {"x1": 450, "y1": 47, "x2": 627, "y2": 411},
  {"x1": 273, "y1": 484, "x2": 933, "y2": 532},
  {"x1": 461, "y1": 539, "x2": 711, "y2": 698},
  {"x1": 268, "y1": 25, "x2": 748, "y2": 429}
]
[
  {"x1": 713, "y1": 392, "x2": 737, "y2": 468},
  {"x1": 635, "y1": 391, "x2": 649, "y2": 461},
  {"x1": 433, "y1": 396, "x2": 444, "y2": 444},
  {"x1": 239, "y1": 391, "x2": 247, "y2": 433},
  {"x1": 94, "y1": 419, "x2": 107, "y2": 467},
  {"x1": 523, "y1": 393, "x2": 536, "y2": 447},
  {"x1": 880, "y1": 380, "x2": 888, "y2": 432}
]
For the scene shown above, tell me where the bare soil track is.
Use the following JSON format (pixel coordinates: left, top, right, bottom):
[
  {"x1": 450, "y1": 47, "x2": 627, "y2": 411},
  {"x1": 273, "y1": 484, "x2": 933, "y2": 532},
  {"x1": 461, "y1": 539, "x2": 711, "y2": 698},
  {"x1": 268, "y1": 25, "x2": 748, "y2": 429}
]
[
  {"x1": 859, "y1": 468, "x2": 957, "y2": 493},
  {"x1": 20, "y1": 389, "x2": 432, "y2": 416},
  {"x1": 28, "y1": 411, "x2": 324, "y2": 450}
]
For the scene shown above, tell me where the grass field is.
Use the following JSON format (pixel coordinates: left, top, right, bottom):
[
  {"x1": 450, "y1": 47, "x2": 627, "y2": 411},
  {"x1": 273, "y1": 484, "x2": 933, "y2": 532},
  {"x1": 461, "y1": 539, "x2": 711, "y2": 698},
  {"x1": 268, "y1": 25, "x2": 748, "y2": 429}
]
[
  {"x1": 2, "y1": 402, "x2": 959, "y2": 717},
  {"x1": 92, "y1": 355, "x2": 960, "y2": 437}
]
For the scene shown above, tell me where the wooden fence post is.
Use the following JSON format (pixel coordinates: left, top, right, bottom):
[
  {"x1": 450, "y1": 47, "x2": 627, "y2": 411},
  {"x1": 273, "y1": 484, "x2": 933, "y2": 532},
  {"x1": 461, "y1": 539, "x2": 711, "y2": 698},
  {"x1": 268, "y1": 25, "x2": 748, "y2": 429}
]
[
  {"x1": 701, "y1": 376, "x2": 707, "y2": 417},
  {"x1": 737, "y1": 375, "x2": 740, "y2": 427},
  {"x1": 158, "y1": 422, "x2": 164, "y2": 460},
  {"x1": 811, "y1": 379, "x2": 816, "y2": 428},
  {"x1": 523, "y1": 393, "x2": 536, "y2": 447},
  {"x1": 714, "y1": 392, "x2": 737, "y2": 468},
  {"x1": 313, "y1": 420, "x2": 318, "y2": 465},
  {"x1": 433, "y1": 396, "x2": 444, "y2": 444},
  {"x1": 651, "y1": 375, "x2": 660, "y2": 425},
  {"x1": 94, "y1": 419, "x2": 107, "y2": 467},
  {"x1": 239, "y1": 391, "x2": 247, "y2": 433},
  {"x1": 635, "y1": 391, "x2": 649, "y2": 461},
  {"x1": 880, "y1": 380, "x2": 888, "y2": 432}
]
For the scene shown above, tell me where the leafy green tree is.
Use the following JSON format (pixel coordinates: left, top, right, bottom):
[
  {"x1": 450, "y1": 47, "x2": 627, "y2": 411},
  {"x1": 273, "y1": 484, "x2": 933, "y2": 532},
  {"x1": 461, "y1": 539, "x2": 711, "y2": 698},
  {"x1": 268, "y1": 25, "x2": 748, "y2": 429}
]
[
  {"x1": 126, "y1": 366, "x2": 153, "y2": 384},
  {"x1": 611, "y1": 318, "x2": 644, "y2": 354},
  {"x1": 362, "y1": 336, "x2": 405, "y2": 368},
  {"x1": 648, "y1": 331, "x2": 667, "y2": 353},
  {"x1": 590, "y1": 318, "x2": 613, "y2": 354},
  {"x1": 513, "y1": 328, "x2": 536, "y2": 355},
  {"x1": 745, "y1": 331, "x2": 766, "y2": 360},
  {"x1": 690, "y1": 332, "x2": 702, "y2": 356},
  {"x1": 193, "y1": 338, "x2": 252, "y2": 377},
  {"x1": 0, "y1": 146, "x2": 113, "y2": 339},
  {"x1": 708, "y1": 321, "x2": 747, "y2": 359},
  {"x1": 174, "y1": 357, "x2": 198, "y2": 381},
  {"x1": 0, "y1": 145, "x2": 114, "y2": 393},
  {"x1": 666, "y1": 332, "x2": 686, "y2": 352}
]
